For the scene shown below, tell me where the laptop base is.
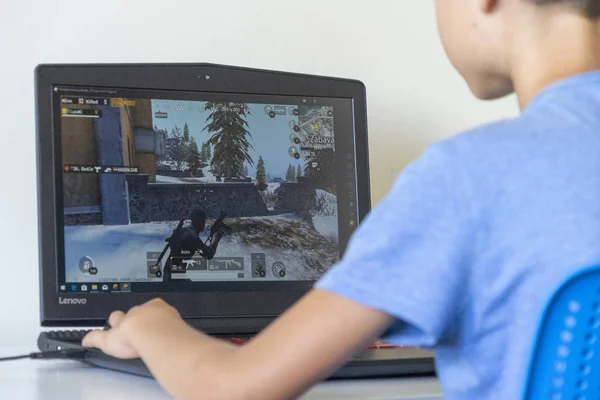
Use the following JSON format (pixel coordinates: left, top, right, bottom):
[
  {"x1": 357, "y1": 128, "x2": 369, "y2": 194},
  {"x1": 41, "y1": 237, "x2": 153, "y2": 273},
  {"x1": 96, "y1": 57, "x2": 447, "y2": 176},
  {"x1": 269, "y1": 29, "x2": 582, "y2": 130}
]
[{"x1": 37, "y1": 331, "x2": 436, "y2": 380}]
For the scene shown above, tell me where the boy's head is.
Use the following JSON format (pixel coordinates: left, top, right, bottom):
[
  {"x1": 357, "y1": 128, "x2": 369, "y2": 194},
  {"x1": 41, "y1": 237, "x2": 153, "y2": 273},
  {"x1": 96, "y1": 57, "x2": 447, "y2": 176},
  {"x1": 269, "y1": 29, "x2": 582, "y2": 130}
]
[{"x1": 435, "y1": 0, "x2": 600, "y2": 101}]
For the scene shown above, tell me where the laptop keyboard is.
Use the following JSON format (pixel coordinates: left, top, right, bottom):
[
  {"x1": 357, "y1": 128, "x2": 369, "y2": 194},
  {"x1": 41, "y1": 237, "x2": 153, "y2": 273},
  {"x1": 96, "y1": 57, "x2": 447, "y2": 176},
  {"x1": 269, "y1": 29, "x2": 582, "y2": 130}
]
[
  {"x1": 45, "y1": 329, "x2": 91, "y2": 343},
  {"x1": 44, "y1": 330, "x2": 400, "y2": 349}
]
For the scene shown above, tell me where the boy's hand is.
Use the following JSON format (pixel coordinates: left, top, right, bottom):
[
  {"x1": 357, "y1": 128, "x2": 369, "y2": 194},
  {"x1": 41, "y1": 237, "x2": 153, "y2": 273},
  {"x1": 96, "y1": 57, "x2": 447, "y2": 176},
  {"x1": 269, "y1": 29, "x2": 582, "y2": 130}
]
[
  {"x1": 79, "y1": 290, "x2": 395, "y2": 400},
  {"x1": 82, "y1": 298, "x2": 182, "y2": 359}
]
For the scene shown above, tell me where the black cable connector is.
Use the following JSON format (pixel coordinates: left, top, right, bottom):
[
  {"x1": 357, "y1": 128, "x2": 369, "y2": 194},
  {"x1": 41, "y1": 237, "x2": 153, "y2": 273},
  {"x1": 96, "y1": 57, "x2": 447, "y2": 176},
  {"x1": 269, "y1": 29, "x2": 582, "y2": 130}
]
[{"x1": 0, "y1": 349, "x2": 87, "y2": 362}]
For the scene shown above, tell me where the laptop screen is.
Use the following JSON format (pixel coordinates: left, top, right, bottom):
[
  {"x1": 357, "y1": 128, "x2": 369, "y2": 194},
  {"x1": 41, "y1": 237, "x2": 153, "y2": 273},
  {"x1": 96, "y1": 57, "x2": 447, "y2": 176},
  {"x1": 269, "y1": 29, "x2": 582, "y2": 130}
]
[{"x1": 54, "y1": 86, "x2": 359, "y2": 294}]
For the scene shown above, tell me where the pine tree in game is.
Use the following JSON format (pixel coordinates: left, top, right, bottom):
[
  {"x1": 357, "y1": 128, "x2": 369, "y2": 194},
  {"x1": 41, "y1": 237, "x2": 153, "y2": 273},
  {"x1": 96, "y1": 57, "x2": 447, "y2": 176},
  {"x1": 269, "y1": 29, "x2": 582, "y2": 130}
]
[
  {"x1": 256, "y1": 156, "x2": 268, "y2": 191},
  {"x1": 199, "y1": 142, "x2": 208, "y2": 163},
  {"x1": 203, "y1": 102, "x2": 253, "y2": 178},
  {"x1": 285, "y1": 164, "x2": 296, "y2": 182},
  {"x1": 164, "y1": 125, "x2": 190, "y2": 172},
  {"x1": 187, "y1": 138, "x2": 201, "y2": 177},
  {"x1": 183, "y1": 123, "x2": 190, "y2": 142}
]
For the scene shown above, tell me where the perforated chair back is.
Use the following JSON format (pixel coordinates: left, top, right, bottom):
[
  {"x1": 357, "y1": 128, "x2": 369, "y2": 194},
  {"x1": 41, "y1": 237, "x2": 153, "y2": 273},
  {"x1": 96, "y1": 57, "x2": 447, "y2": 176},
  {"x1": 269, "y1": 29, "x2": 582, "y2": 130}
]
[{"x1": 523, "y1": 266, "x2": 600, "y2": 400}]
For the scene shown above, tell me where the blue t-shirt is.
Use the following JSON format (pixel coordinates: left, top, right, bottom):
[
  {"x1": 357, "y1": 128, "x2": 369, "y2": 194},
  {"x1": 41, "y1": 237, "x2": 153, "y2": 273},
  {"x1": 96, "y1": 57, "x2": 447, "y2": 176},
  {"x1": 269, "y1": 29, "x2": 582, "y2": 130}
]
[{"x1": 316, "y1": 71, "x2": 600, "y2": 399}]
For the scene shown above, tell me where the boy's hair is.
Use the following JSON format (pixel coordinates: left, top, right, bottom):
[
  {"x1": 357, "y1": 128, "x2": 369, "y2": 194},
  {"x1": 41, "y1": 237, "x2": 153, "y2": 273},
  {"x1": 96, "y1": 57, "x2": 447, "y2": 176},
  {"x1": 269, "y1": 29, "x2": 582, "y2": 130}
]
[{"x1": 533, "y1": 0, "x2": 600, "y2": 18}]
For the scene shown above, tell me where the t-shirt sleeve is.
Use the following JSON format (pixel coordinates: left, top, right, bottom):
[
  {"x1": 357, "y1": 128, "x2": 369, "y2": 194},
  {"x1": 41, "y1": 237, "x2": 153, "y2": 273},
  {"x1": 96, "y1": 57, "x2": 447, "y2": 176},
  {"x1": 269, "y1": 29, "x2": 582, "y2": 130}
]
[{"x1": 315, "y1": 142, "x2": 475, "y2": 347}]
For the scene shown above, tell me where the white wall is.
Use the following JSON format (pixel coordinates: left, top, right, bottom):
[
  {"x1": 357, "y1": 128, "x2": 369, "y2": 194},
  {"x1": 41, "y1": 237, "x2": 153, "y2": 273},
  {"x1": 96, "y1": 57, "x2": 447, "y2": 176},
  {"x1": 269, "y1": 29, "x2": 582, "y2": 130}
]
[{"x1": 0, "y1": 0, "x2": 518, "y2": 347}]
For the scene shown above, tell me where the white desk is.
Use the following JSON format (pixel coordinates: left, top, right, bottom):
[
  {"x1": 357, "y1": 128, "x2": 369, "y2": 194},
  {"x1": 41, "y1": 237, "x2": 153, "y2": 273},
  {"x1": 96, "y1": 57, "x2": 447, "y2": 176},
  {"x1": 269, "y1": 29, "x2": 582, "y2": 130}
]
[{"x1": 0, "y1": 347, "x2": 443, "y2": 399}]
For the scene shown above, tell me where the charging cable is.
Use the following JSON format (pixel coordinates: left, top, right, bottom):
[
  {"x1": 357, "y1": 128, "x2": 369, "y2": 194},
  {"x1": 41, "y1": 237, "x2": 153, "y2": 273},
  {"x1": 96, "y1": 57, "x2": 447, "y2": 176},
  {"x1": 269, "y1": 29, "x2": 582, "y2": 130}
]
[{"x1": 0, "y1": 349, "x2": 87, "y2": 362}]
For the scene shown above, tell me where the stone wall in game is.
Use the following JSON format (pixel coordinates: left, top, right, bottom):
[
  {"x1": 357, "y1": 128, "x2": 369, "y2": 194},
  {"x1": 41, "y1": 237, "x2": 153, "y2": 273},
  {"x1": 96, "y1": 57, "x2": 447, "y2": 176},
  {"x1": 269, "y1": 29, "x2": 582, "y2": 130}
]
[
  {"x1": 126, "y1": 174, "x2": 270, "y2": 222},
  {"x1": 273, "y1": 178, "x2": 317, "y2": 220}
]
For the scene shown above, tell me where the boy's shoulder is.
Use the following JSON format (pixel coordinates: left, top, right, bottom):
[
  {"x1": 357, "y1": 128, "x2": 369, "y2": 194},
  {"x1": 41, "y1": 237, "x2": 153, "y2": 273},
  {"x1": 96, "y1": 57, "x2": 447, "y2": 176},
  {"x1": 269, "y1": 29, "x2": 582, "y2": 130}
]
[
  {"x1": 405, "y1": 114, "x2": 558, "y2": 199},
  {"x1": 440, "y1": 72, "x2": 600, "y2": 160},
  {"x1": 442, "y1": 116, "x2": 531, "y2": 153},
  {"x1": 421, "y1": 116, "x2": 532, "y2": 171}
]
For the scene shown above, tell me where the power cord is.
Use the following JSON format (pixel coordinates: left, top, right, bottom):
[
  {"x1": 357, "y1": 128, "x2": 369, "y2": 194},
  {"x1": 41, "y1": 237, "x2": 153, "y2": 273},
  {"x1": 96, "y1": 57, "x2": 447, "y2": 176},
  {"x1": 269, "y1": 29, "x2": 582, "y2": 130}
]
[{"x1": 0, "y1": 349, "x2": 87, "y2": 362}]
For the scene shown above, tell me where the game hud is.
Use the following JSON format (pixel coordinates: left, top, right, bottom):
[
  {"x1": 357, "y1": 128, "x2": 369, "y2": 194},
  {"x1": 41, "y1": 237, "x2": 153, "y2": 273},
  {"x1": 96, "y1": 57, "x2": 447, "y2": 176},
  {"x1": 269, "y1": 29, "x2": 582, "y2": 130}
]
[{"x1": 55, "y1": 87, "x2": 357, "y2": 293}]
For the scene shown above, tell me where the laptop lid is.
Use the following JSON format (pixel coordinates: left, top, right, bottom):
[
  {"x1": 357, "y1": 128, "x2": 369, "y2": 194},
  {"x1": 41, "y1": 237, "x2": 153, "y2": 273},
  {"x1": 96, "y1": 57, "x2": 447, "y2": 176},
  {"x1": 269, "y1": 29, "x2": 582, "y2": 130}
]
[{"x1": 36, "y1": 63, "x2": 370, "y2": 333}]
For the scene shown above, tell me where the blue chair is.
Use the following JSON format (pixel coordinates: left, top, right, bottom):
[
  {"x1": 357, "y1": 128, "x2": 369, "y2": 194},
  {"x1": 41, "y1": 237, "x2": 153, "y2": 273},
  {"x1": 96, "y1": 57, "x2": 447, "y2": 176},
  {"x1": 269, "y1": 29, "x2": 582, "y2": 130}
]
[{"x1": 523, "y1": 266, "x2": 600, "y2": 400}]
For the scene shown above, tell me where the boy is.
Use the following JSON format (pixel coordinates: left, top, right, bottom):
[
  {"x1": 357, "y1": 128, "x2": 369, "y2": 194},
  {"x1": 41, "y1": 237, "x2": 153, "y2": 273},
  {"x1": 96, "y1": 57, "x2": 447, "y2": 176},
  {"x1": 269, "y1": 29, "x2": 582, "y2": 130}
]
[{"x1": 83, "y1": 1, "x2": 600, "y2": 398}]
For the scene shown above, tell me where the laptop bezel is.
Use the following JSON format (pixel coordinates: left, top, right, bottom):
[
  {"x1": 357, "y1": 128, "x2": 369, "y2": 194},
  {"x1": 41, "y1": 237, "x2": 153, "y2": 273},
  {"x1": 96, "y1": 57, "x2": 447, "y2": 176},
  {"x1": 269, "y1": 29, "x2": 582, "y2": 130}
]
[{"x1": 36, "y1": 63, "x2": 370, "y2": 329}]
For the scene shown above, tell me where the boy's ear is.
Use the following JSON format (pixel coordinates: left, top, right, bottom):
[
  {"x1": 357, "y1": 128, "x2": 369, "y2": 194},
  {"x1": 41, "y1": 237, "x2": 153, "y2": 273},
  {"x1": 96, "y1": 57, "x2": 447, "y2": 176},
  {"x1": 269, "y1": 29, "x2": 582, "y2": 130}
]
[{"x1": 479, "y1": 0, "x2": 499, "y2": 14}]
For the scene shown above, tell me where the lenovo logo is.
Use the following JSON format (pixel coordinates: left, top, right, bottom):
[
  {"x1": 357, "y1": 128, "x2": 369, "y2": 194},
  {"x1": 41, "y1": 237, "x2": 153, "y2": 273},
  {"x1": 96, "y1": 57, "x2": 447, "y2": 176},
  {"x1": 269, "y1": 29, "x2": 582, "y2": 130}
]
[{"x1": 58, "y1": 297, "x2": 87, "y2": 305}]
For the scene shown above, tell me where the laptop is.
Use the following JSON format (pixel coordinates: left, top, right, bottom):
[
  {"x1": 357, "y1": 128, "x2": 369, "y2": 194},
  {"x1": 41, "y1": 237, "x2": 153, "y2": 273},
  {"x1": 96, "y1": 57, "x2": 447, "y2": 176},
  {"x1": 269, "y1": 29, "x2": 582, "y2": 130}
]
[{"x1": 34, "y1": 63, "x2": 435, "y2": 379}]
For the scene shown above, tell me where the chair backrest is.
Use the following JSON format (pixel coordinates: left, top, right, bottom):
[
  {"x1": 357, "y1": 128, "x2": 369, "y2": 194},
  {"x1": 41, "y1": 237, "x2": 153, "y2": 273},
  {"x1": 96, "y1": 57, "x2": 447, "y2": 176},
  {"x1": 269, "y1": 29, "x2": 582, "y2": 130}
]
[{"x1": 523, "y1": 266, "x2": 600, "y2": 400}]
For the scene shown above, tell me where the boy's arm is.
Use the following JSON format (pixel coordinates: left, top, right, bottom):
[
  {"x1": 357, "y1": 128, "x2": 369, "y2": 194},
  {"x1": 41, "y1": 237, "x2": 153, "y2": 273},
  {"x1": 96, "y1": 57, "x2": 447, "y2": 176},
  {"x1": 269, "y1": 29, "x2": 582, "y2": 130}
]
[
  {"x1": 84, "y1": 143, "x2": 469, "y2": 399},
  {"x1": 83, "y1": 289, "x2": 394, "y2": 400}
]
